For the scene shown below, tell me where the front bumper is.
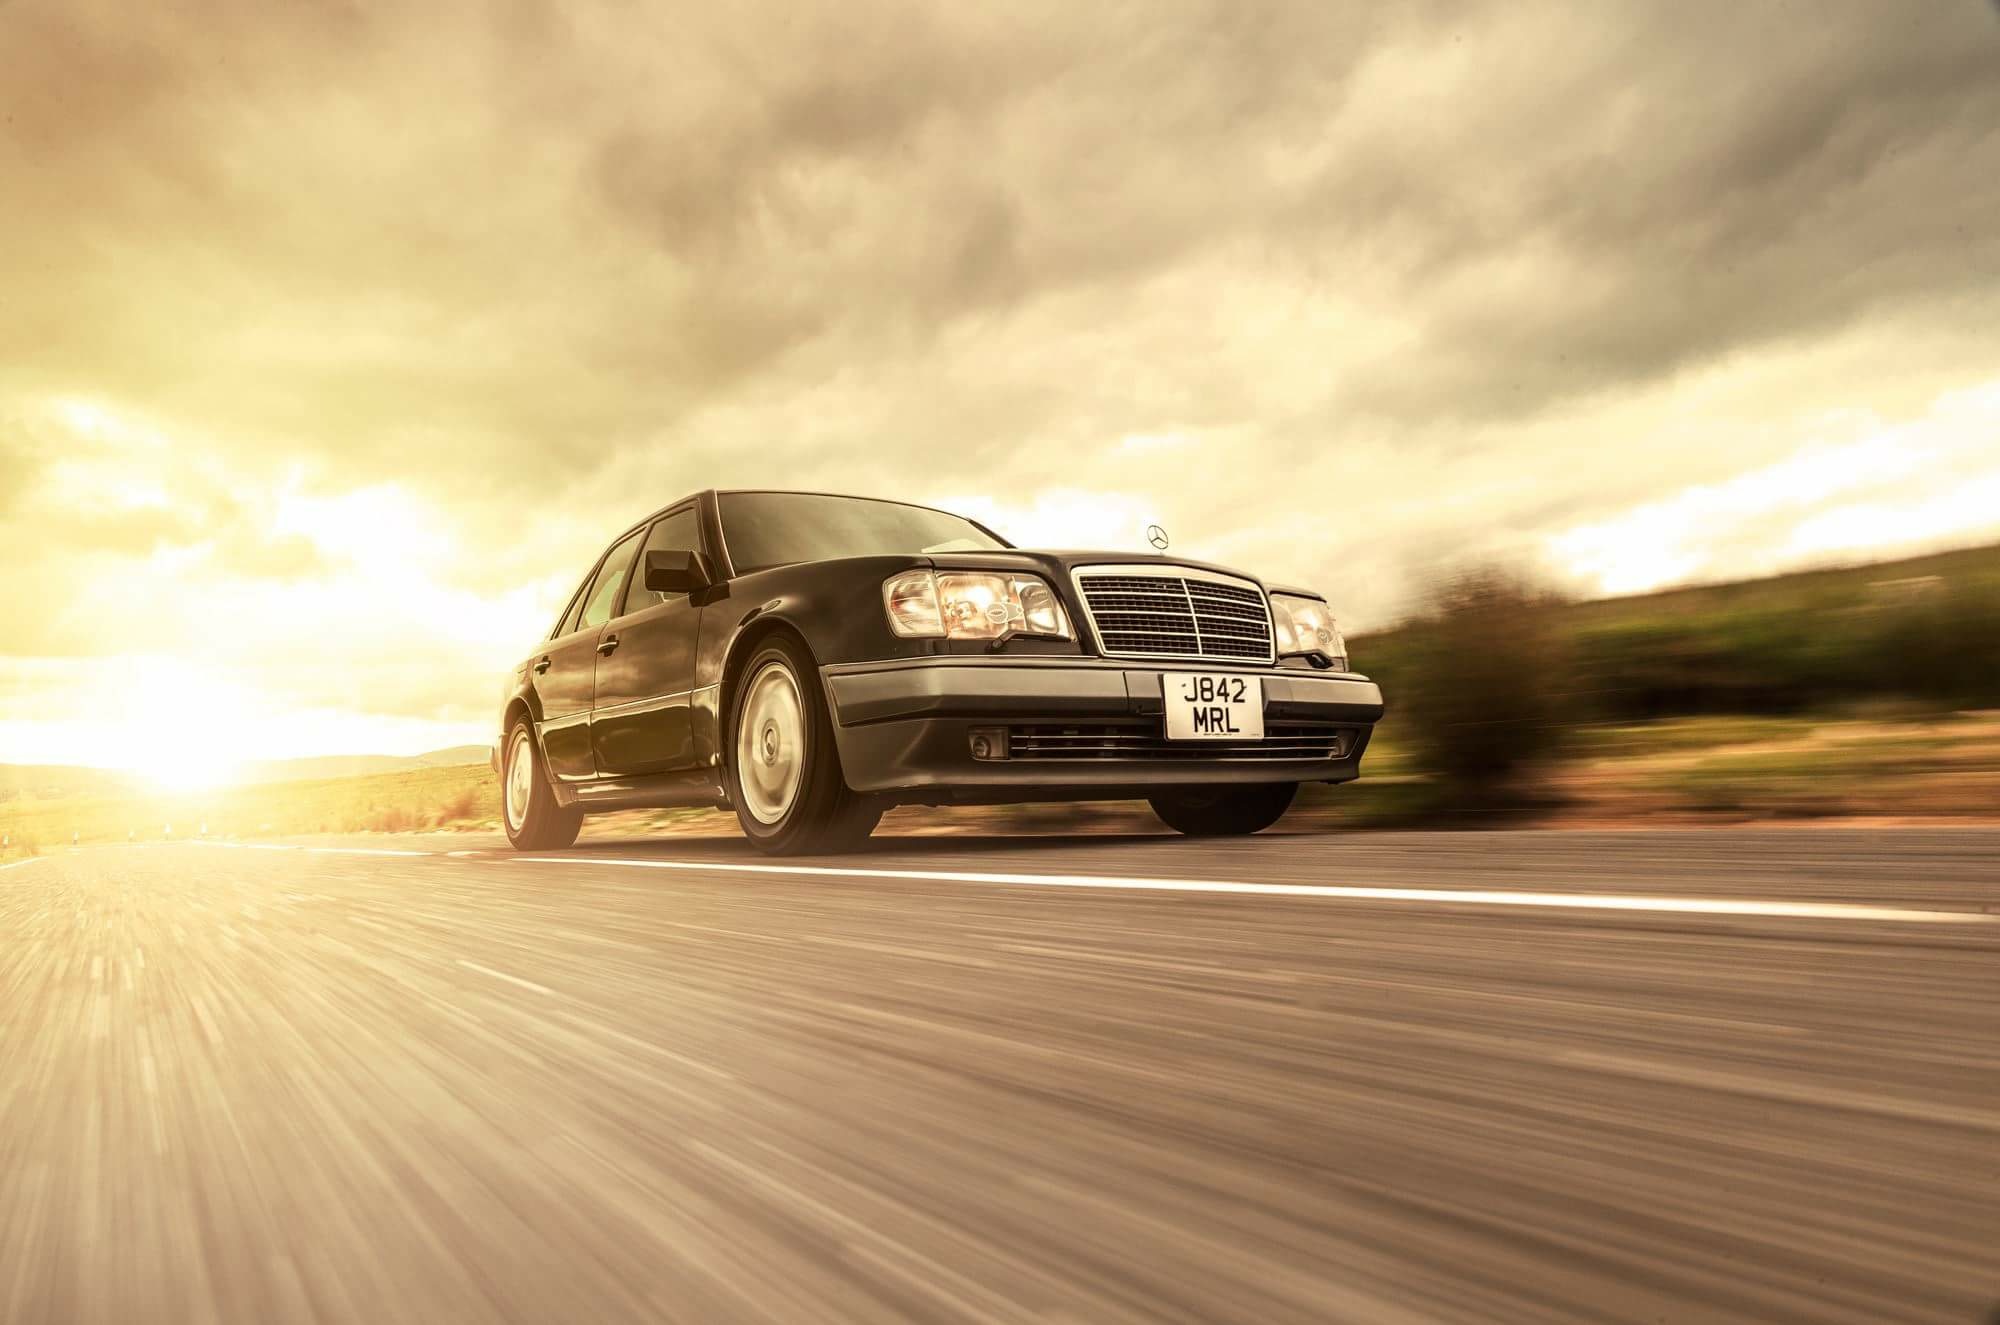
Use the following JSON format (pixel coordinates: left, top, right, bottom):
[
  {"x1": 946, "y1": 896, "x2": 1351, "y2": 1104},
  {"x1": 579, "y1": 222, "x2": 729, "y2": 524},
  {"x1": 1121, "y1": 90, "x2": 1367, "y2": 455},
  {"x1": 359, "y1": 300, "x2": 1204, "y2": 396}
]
[{"x1": 822, "y1": 657, "x2": 1385, "y2": 803}]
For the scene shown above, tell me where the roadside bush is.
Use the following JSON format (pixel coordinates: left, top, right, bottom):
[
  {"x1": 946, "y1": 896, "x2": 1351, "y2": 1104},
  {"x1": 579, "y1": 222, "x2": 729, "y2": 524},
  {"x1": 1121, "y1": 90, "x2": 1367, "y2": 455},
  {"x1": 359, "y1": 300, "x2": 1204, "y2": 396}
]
[
  {"x1": 1570, "y1": 613, "x2": 1849, "y2": 718},
  {"x1": 1567, "y1": 576, "x2": 2000, "y2": 719},
  {"x1": 1859, "y1": 578, "x2": 2000, "y2": 709},
  {"x1": 1397, "y1": 567, "x2": 1573, "y2": 799},
  {"x1": 366, "y1": 804, "x2": 416, "y2": 834},
  {"x1": 435, "y1": 786, "x2": 481, "y2": 826}
]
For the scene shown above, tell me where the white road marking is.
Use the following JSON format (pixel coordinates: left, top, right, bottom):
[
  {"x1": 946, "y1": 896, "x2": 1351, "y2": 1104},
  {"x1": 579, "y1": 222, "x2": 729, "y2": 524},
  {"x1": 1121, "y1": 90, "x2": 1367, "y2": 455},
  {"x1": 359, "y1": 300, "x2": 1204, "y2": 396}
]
[
  {"x1": 455, "y1": 959, "x2": 554, "y2": 996},
  {"x1": 509, "y1": 854, "x2": 1994, "y2": 924},
  {"x1": 0, "y1": 857, "x2": 46, "y2": 872}
]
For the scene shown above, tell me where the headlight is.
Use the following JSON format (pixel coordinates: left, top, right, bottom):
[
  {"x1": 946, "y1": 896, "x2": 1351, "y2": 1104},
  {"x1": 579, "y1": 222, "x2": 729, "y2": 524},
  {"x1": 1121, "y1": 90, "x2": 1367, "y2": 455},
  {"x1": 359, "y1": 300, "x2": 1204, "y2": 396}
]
[
  {"x1": 1270, "y1": 592, "x2": 1348, "y2": 668},
  {"x1": 882, "y1": 570, "x2": 1073, "y2": 641}
]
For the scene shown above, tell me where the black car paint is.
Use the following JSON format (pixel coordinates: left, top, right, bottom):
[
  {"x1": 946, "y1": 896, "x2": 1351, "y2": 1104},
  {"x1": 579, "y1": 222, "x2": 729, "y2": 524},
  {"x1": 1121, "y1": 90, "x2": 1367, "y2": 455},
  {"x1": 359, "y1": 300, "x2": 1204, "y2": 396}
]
[{"x1": 500, "y1": 489, "x2": 1384, "y2": 814}]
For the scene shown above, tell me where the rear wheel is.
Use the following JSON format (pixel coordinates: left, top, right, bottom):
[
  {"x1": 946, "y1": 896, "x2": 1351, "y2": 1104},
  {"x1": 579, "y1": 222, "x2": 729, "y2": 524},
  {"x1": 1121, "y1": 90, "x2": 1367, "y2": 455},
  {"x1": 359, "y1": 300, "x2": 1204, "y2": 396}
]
[
  {"x1": 726, "y1": 636, "x2": 881, "y2": 855},
  {"x1": 1149, "y1": 783, "x2": 1298, "y2": 837},
  {"x1": 502, "y1": 718, "x2": 583, "y2": 851}
]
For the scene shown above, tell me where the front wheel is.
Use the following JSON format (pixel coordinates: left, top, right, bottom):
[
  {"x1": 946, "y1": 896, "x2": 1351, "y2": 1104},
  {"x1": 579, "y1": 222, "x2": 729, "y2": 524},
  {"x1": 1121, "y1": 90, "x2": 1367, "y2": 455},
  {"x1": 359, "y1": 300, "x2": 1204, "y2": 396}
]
[
  {"x1": 726, "y1": 636, "x2": 881, "y2": 855},
  {"x1": 1149, "y1": 783, "x2": 1298, "y2": 837},
  {"x1": 501, "y1": 718, "x2": 583, "y2": 851}
]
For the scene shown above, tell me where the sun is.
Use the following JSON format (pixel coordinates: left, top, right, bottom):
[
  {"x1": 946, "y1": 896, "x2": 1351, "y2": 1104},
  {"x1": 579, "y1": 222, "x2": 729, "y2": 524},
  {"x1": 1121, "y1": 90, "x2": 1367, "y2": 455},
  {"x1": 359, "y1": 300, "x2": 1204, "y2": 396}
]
[
  {"x1": 101, "y1": 662, "x2": 257, "y2": 795},
  {"x1": 131, "y1": 743, "x2": 243, "y2": 794}
]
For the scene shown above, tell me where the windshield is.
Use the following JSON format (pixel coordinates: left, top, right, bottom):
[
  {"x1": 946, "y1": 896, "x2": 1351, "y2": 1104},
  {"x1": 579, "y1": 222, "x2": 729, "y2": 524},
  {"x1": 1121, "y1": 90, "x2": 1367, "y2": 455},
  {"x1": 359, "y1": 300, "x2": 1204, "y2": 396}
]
[{"x1": 718, "y1": 492, "x2": 1008, "y2": 573}]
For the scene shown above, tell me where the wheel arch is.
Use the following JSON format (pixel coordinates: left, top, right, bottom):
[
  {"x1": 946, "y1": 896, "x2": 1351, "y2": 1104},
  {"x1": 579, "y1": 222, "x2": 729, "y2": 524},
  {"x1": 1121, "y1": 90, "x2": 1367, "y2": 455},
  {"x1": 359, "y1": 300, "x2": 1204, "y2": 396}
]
[
  {"x1": 716, "y1": 615, "x2": 821, "y2": 750},
  {"x1": 499, "y1": 693, "x2": 549, "y2": 793}
]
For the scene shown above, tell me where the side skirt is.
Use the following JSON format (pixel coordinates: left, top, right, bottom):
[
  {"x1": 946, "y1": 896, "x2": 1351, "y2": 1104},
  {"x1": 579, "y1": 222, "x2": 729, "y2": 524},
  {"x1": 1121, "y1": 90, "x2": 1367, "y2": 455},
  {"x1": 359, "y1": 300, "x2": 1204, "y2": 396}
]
[{"x1": 552, "y1": 767, "x2": 729, "y2": 813}]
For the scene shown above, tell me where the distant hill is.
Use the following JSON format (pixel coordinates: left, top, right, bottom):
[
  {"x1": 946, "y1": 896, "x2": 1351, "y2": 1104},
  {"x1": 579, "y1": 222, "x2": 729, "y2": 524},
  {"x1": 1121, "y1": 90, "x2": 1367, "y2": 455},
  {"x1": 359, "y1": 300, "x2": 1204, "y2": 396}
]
[
  {"x1": 0, "y1": 744, "x2": 491, "y2": 804},
  {"x1": 0, "y1": 764, "x2": 142, "y2": 805},
  {"x1": 1354, "y1": 539, "x2": 2000, "y2": 644},
  {"x1": 240, "y1": 745, "x2": 492, "y2": 784},
  {"x1": 1555, "y1": 540, "x2": 2000, "y2": 628}
]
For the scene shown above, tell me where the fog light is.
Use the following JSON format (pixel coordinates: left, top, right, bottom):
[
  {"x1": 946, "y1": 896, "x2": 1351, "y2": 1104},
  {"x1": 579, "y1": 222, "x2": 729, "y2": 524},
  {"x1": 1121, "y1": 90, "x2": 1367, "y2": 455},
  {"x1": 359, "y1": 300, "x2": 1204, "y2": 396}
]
[{"x1": 969, "y1": 727, "x2": 1009, "y2": 761}]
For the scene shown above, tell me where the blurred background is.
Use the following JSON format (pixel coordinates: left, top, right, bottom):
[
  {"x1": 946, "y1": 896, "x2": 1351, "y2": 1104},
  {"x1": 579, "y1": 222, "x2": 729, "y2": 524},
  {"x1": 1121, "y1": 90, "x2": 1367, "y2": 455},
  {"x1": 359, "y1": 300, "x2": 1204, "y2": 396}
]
[{"x1": 7, "y1": 538, "x2": 1997, "y2": 851}]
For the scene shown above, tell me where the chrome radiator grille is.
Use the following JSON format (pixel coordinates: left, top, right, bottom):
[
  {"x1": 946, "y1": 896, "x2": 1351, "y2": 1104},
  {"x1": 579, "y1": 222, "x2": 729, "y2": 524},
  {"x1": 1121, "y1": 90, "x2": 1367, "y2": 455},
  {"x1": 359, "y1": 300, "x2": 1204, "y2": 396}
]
[{"x1": 1073, "y1": 568, "x2": 1275, "y2": 662}]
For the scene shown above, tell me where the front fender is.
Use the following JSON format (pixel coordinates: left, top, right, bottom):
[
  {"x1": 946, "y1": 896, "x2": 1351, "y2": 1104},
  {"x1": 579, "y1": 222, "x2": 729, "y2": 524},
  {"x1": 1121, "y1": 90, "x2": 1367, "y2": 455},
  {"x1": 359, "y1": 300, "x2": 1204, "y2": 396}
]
[{"x1": 694, "y1": 557, "x2": 943, "y2": 762}]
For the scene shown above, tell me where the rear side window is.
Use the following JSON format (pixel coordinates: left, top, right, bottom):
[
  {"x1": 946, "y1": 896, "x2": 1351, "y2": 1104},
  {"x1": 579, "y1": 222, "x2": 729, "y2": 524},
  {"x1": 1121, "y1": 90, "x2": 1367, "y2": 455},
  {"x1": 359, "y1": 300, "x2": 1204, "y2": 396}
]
[
  {"x1": 572, "y1": 528, "x2": 646, "y2": 633},
  {"x1": 549, "y1": 577, "x2": 590, "y2": 639},
  {"x1": 628, "y1": 506, "x2": 703, "y2": 612}
]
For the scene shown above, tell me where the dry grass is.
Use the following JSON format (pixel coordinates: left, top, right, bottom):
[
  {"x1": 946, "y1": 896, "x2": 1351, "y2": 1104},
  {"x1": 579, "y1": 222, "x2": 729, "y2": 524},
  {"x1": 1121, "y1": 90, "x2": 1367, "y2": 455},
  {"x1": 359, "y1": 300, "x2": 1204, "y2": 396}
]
[
  {"x1": 1301, "y1": 710, "x2": 2000, "y2": 828},
  {"x1": 0, "y1": 763, "x2": 499, "y2": 855}
]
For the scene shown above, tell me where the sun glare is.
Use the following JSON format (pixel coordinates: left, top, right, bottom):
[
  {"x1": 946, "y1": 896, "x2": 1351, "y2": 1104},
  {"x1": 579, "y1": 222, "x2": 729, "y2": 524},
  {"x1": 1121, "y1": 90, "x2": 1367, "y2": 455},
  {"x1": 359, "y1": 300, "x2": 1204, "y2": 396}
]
[
  {"x1": 132, "y1": 747, "x2": 243, "y2": 795},
  {"x1": 80, "y1": 660, "x2": 263, "y2": 795}
]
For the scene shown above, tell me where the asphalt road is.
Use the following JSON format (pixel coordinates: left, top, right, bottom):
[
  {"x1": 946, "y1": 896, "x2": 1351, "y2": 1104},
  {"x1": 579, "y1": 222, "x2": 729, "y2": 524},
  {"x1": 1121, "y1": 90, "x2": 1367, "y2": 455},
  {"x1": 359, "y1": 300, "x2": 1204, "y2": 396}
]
[{"x1": 2, "y1": 827, "x2": 1996, "y2": 1324}]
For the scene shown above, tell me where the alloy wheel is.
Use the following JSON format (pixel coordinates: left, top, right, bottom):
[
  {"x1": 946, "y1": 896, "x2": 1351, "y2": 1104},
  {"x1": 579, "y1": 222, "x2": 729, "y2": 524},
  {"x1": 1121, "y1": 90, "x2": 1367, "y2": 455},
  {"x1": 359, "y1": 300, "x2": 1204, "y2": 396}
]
[
  {"x1": 505, "y1": 727, "x2": 534, "y2": 833},
  {"x1": 736, "y1": 660, "x2": 807, "y2": 824}
]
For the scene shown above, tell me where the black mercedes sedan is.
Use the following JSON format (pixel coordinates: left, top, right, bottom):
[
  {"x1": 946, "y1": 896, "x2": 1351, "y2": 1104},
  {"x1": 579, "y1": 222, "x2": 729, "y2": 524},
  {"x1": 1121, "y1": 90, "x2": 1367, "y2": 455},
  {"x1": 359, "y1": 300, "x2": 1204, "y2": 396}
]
[{"x1": 496, "y1": 490, "x2": 1385, "y2": 854}]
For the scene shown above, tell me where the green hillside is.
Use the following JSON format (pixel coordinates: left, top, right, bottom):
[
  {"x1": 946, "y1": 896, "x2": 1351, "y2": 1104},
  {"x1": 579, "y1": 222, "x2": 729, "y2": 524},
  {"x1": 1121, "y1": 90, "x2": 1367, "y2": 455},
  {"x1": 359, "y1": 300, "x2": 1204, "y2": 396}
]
[{"x1": 1352, "y1": 541, "x2": 2000, "y2": 719}]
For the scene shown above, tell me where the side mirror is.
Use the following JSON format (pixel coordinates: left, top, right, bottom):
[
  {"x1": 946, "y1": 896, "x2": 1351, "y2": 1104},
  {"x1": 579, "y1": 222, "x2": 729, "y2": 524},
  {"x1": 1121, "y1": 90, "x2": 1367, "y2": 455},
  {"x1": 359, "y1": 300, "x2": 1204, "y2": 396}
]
[{"x1": 644, "y1": 549, "x2": 713, "y2": 594}]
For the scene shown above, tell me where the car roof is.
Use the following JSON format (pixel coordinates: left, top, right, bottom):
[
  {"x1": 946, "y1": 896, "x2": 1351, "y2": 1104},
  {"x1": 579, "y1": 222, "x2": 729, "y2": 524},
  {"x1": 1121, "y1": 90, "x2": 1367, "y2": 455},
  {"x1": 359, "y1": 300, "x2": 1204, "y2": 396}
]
[{"x1": 714, "y1": 487, "x2": 982, "y2": 520}]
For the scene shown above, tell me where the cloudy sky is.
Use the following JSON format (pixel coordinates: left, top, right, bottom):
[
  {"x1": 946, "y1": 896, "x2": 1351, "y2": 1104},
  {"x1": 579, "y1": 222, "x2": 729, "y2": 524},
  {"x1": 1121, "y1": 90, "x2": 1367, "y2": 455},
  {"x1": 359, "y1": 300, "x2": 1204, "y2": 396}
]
[{"x1": 3, "y1": 0, "x2": 1998, "y2": 775}]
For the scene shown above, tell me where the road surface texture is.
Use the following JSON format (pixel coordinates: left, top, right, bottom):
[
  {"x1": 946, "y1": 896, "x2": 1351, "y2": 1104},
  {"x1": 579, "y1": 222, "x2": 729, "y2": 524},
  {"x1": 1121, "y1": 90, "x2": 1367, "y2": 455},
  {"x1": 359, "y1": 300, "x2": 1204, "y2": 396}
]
[{"x1": 2, "y1": 827, "x2": 1996, "y2": 1324}]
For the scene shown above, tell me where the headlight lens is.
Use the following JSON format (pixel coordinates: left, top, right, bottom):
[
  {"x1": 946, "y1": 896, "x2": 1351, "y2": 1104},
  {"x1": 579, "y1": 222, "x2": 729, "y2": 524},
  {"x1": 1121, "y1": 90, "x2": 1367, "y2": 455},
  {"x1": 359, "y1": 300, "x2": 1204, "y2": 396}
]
[
  {"x1": 883, "y1": 569, "x2": 944, "y2": 636},
  {"x1": 882, "y1": 570, "x2": 1073, "y2": 641},
  {"x1": 1270, "y1": 592, "x2": 1348, "y2": 668}
]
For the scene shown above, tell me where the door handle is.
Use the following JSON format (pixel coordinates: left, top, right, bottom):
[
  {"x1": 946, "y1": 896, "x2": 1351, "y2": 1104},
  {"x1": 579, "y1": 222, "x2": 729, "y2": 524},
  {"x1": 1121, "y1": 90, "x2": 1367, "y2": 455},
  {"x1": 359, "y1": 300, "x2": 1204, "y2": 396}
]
[
  {"x1": 533, "y1": 657, "x2": 551, "y2": 674},
  {"x1": 597, "y1": 635, "x2": 620, "y2": 656}
]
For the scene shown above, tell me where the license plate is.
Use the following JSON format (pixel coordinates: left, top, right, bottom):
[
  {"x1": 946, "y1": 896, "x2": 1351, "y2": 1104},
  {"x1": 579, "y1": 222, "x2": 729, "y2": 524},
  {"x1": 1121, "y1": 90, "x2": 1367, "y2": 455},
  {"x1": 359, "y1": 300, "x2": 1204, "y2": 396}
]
[{"x1": 1163, "y1": 673, "x2": 1264, "y2": 741}]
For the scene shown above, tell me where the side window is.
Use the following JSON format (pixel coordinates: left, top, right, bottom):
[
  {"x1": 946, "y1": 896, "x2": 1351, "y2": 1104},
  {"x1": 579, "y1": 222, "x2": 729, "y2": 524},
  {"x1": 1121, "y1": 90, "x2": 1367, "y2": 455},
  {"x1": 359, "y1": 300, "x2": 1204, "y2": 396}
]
[
  {"x1": 550, "y1": 577, "x2": 590, "y2": 639},
  {"x1": 628, "y1": 506, "x2": 703, "y2": 612},
  {"x1": 574, "y1": 528, "x2": 646, "y2": 633},
  {"x1": 560, "y1": 561, "x2": 603, "y2": 637}
]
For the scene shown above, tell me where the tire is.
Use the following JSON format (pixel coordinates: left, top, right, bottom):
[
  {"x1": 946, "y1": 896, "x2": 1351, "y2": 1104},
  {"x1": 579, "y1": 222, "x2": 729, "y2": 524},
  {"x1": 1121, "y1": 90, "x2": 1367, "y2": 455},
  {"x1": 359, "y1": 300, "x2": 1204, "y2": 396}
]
[
  {"x1": 1149, "y1": 782, "x2": 1298, "y2": 837},
  {"x1": 501, "y1": 716, "x2": 583, "y2": 851},
  {"x1": 725, "y1": 635, "x2": 881, "y2": 855}
]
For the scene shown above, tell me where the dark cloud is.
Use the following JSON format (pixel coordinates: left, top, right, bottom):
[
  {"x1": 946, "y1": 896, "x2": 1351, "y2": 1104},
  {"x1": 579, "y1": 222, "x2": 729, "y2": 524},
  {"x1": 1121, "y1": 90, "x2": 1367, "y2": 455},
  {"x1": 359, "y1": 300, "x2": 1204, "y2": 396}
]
[
  {"x1": 1305, "y1": 6, "x2": 2000, "y2": 426},
  {"x1": 8, "y1": 0, "x2": 1990, "y2": 477}
]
